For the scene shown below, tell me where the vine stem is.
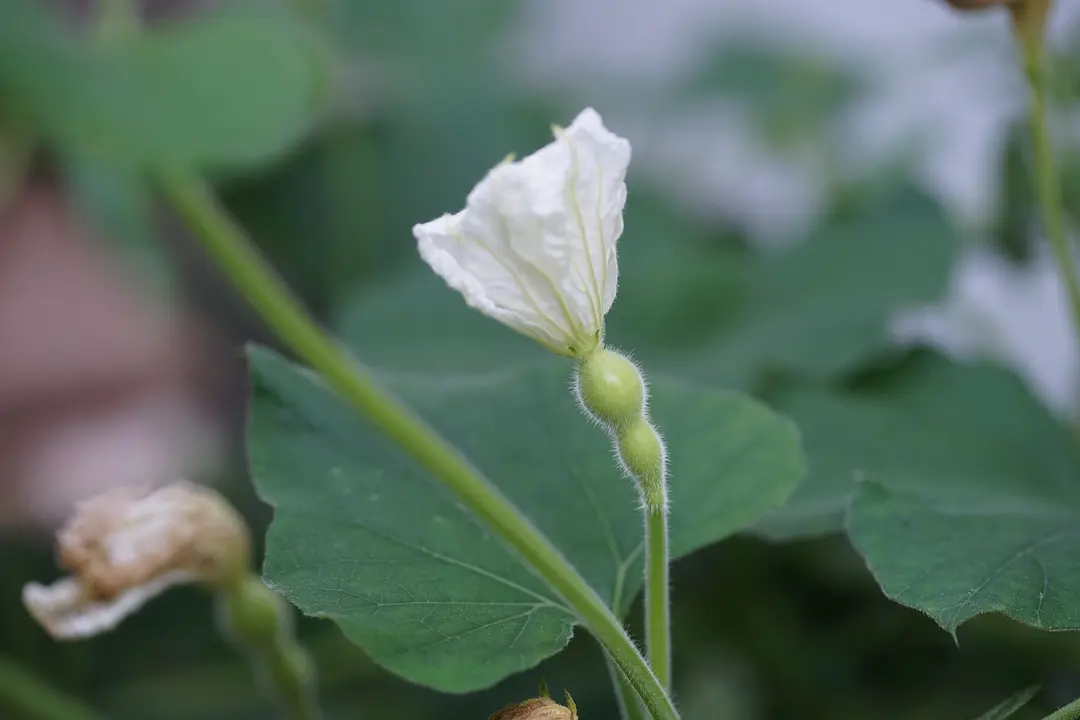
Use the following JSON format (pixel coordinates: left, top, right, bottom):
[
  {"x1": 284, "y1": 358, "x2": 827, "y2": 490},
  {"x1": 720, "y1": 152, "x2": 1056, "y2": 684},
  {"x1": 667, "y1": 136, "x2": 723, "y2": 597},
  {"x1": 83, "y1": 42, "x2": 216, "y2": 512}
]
[
  {"x1": 1043, "y1": 697, "x2": 1080, "y2": 720},
  {"x1": 0, "y1": 655, "x2": 104, "y2": 720},
  {"x1": 605, "y1": 652, "x2": 647, "y2": 720},
  {"x1": 1010, "y1": 0, "x2": 1080, "y2": 333},
  {"x1": 645, "y1": 508, "x2": 671, "y2": 691},
  {"x1": 158, "y1": 170, "x2": 679, "y2": 720}
]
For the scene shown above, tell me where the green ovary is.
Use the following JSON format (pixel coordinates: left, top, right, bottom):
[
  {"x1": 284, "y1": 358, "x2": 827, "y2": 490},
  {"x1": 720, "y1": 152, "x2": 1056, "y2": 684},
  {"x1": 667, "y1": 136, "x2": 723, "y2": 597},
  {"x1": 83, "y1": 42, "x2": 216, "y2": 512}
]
[{"x1": 576, "y1": 347, "x2": 644, "y2": 429}]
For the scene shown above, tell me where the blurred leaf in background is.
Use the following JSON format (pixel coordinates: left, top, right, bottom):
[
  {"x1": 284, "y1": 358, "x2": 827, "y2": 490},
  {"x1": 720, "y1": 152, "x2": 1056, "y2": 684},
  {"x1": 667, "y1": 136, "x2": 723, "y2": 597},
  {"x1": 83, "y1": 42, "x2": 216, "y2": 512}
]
[
  {"x1": 624, "y1": 181, "x2": 960, "y2": 391},
  {"x1": 761, "y1": 349, "x2": 1078, "y2": 540},
  {"x1": 680, "y1": 41, "x2": 864, "y2": 153},
  {"x1": 0, "y1": 0, "x2": 326, "y2": 171}
]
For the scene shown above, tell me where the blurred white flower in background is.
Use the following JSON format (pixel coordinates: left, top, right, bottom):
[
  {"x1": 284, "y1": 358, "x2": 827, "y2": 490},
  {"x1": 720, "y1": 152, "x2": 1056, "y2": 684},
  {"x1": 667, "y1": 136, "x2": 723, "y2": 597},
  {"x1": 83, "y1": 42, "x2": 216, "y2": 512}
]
[
  {"x1": 893, "y1": 249, "x2": 1080, "y2": 419},
  {"x1": 414, "y1": 107, "x2": 630, "y2": 358}
]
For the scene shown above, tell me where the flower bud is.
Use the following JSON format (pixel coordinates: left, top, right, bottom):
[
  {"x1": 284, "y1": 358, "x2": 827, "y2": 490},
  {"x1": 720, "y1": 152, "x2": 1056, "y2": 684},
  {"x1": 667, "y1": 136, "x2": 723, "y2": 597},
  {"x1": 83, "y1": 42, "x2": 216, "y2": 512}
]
[
  {"x1": 23, "y1": 482, "x2": 251, "y2": 639},
  {"x1": 575, "y1": 348, "x2": 645, "y2": 430},
  {"x1": 489, "y1": 693, "x2": 578, "y2": 720}
]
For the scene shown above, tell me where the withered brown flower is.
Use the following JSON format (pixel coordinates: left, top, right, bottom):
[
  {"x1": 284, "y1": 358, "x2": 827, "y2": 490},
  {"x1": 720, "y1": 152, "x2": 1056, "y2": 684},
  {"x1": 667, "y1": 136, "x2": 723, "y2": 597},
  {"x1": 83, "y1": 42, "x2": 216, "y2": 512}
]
[
  {"x1": 489, "y1": 693, "x2": 578, "y2": 720},
  {"x1": 23, "y1": 481, "x2": 250, "y2": 639}
]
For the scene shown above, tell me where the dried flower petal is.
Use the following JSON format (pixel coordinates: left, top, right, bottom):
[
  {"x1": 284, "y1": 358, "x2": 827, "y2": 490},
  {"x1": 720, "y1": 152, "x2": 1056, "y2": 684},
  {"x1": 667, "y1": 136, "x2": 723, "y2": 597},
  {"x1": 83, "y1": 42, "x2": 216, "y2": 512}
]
[
  {"x1": 23, "y1": 481, "x2": 250, "y2": 639},
  {"x1": 23, "y1": 570, "x2": 195, "y2": 639}
]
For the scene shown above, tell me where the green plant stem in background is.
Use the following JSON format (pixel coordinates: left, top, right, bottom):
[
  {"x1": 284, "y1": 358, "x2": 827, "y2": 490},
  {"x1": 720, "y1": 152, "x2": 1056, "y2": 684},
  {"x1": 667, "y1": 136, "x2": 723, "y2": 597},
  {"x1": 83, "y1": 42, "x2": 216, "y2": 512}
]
[
  {"x1": 646, "y1": 509, "x2": 672, "y2": 691},
  {"x1": 217, "y1": 575, "x2": 321, "y2": 720},
  {"x1": 0, "y1": 655, "x2": 104, "y2": 720},
  {"x1": 1011, "y1": 1, "x2": 1080, "y2": 334},
  {"x1": 158, "y1": 170, "x2": 681, "y2": 720},
  {"x1": 1043, "y1": 697, "x2": 1080, "y2": 720}
]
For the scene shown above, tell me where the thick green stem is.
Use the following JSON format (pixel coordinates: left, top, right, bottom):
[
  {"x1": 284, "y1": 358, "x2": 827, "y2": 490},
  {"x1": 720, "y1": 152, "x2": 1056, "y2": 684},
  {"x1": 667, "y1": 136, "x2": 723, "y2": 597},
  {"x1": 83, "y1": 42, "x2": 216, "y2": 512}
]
[
  {"x1": 1043, "y1": 697, "x2": 1080, "y2": 720},
  {"x1": 645, "y1": 508, "x2": 671, "y2": 691},
  {"x1": 0, "y1": 655, "x2": 104, "y2": 720},
  {"x1": 158, "y1": 171, "x2": 679, "y2": 720},
  {"x1": 605, "y1": 652, "x2": 647, "y2": 720},
  {"x1": 1011, "y1": 1, "x2": 1080, "y2": 334}
]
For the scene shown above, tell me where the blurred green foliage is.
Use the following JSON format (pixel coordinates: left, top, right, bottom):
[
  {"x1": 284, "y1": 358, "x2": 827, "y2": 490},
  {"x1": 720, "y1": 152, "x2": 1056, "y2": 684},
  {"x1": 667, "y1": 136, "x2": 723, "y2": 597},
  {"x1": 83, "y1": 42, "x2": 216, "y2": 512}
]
[{"x1": 5, "y1": 1, "x2": 1080, "y2": 719}]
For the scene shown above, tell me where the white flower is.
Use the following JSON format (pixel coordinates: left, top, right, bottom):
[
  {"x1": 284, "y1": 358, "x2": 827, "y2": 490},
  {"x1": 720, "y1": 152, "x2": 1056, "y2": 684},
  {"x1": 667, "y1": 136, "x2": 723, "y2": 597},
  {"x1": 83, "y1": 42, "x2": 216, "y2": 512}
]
[
  {"x1": 892, "y1": 248, "x2": 1080, "y2": 420},
  {"x1": 23, "y1": 482, "x2": 250, "y2": 639},
  {"x1": 413, "y1": 107, "x2": 631, "y2": 358}
]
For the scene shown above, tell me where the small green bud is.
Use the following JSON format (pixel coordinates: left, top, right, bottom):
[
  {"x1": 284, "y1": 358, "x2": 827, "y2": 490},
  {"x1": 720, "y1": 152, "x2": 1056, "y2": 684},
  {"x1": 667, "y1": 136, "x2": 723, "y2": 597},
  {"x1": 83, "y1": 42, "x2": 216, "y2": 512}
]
[
  {"x1": 219, "y1": 574, "x2": 288, "y2": 652},
  {"x1": 575, "y1": 348, "x2": 644, "y2": 430},
  {"x1": 616, "y1": 417, "x2": 667, "y2": 510}
]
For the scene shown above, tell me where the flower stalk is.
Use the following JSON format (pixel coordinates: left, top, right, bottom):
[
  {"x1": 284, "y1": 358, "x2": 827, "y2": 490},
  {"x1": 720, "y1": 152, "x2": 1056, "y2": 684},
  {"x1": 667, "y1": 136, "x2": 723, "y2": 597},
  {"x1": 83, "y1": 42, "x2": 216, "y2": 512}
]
[
  {"x1": 1008, "y1": 1, "x2": 1080, "y2": 340},
  {"x1": 606, "y1": 653, "x2": 647, "y2": 720},
  {"x1": 575, "y1": 348, "x2": 672, "y2": 690},
  {"x1": 218, "y1": 575, "x2": 321, "y2": 720}
]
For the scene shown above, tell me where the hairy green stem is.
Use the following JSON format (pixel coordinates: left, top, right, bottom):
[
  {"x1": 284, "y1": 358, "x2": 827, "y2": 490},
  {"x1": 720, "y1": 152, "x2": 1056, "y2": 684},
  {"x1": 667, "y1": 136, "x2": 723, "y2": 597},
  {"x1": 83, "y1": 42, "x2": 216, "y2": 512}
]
[
  {"x1": 0, "y1": 655, "x2": 103, "y2": 720},
  {"x1": 575, "y1": 348, "x2": 674, "y2": 706},
  {"x1": 645, "y1": 508, "x2": 671, "y2": 691},
  {"x1": 158, "y1": 171, "x2": 679, "y2": 720},
  {"x1": 605, "y1": 652, "x2": 647, "y2": 720},
  {"x1": 1043, "y1": 697, "x2": 1080, "y2": 720},
  {"x1": 1011, "y1": 1, "x2": 1080, "y2": 334}
]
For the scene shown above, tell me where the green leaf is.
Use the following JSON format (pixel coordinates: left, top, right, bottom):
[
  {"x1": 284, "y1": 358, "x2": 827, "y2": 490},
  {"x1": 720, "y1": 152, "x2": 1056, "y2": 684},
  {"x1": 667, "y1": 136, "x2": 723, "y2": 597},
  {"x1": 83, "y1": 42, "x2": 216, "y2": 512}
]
[
  {"x1": 248, "y1": 348, "x2": 804, "y2": 692},
  {"x1": 668, "y1": 183, "x2": 960, "y2": 389},
  {"x1": 973, "y1": 686, "x2": 1039, "y2": 720},
  {"x1": 764, "y1": 351, "x2": 1077, "y2": 540},
  {"x1": 0, "y1": 0, "x2": 324, "y2": 169},
  {"x1": 770, "y1": 350, "x2": 1080, "y2": 632}
]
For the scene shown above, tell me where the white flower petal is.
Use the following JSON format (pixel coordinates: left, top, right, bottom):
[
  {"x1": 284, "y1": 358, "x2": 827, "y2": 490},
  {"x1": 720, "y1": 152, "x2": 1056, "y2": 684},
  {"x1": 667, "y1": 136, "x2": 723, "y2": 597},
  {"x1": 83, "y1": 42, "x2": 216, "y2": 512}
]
[
  {"x1": 22, "y1": 570, "x2": 195, "y2": 640},
  {"x1": 413, "y1": 107, "x2": 631, "y2": 357},
  {"x1": 559, "y1": 107, "x2": 628, "y2": 317},
  {"x1": 415, "y1": 205, "x2": 578, "y2": 355}
]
